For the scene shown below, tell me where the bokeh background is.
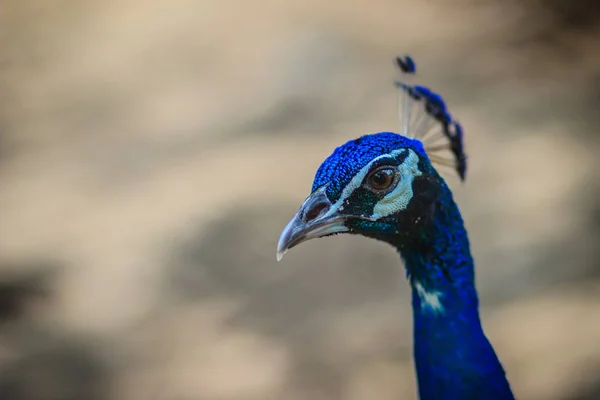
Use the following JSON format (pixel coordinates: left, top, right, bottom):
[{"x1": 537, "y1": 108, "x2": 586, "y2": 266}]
[{"x1": 1, "y1": 1, "x2": 600, "y2": 399}]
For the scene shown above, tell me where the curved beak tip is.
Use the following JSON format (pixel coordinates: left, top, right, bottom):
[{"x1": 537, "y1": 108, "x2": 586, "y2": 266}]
[
  {"x1": 276, "y1": 249, "x2": 286, "y2": 262},
  {"x1": 276, "y1": 218, "x2": 295, "y2": 262}
]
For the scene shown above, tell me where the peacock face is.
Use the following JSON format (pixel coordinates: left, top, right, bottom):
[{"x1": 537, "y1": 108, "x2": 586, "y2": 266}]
[{"x1": 277, "y1": 132, "x2": 444, "y2": 260}]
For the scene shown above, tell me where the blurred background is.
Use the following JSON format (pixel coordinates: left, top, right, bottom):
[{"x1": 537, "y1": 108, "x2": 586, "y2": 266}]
[{"x1": 1, "y1": 1, "x2": 599, "y2": 399}]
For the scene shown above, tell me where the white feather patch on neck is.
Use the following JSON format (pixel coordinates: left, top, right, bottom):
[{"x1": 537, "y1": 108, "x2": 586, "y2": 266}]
[{"x1": 414, "y1": 282, "x2": 444, "y2": 314}]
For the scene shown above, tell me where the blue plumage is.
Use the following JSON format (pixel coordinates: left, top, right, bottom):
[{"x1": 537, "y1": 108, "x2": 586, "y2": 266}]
[
  {"x1": 277, "y1": 56, "x2": 514, "y2": 399},
  {"x1": 403, "y1": 178, "x2": 513, "y2": 399}
]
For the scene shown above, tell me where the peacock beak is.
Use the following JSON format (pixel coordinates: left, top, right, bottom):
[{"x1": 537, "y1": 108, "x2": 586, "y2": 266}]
[{"x1": 277, "y1": 185, "x2": 349, "y2": 261}]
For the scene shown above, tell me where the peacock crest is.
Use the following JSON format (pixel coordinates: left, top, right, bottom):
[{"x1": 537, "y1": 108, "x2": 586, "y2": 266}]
[{"x1": 394, "y1": 56, "x2": 467, "y2": 181}]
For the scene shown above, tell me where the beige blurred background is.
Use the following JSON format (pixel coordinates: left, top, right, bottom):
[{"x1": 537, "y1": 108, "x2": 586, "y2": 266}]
[{"x1": 1, "y1": 1, "x2": 600, "y2": 399}]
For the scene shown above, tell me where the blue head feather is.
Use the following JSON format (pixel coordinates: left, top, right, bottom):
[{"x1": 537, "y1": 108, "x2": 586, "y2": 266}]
[{"x1": 312, "y1": 132, "x2": 426, "y2": 201}]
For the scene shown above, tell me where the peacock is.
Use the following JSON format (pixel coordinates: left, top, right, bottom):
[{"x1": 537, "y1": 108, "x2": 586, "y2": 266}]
[{"x1": 276, "y1": 56, "x2": 515, "y2": 400}]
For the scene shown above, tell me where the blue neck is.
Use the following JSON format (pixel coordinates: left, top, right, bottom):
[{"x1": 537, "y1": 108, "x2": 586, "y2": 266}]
[{"x1": 397, "y1": 189, "x2": 514, "y2": 400}]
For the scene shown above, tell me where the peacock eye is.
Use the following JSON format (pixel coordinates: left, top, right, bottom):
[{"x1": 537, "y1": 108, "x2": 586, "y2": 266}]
[{"x1": 366, "y1": 167, "x2": 399, "y2": 192}]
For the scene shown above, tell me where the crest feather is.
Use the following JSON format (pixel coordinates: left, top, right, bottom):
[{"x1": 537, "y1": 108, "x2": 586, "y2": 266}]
[{"x1": 394, "y1": 56, "x2": 467, "y2": 181}]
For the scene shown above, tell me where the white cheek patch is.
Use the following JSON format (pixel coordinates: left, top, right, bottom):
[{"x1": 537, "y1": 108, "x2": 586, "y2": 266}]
[
  {"x1": 414, "y1": 281, "x2": 444, "y2": 314},
  {"x1": 370, "y1": 149, "x2": 422, "y2": 219},
  {"x1": 331, "y1": 148, "x2": 408, "y2": 212}
]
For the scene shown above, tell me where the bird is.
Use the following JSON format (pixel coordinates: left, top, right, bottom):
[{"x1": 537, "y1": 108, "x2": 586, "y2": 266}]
[{"x1": 276, "y1": 56, "x2": 515, "y2": 400}]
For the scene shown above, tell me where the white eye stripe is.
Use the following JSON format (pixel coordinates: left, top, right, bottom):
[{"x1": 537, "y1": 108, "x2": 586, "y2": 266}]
[{"x1": 331, "y1": 149, "x2": 407, "y2": 212}]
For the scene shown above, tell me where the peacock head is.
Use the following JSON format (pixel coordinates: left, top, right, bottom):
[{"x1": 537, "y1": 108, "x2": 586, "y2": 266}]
[{"x1": 277, "y1": 56, "x2": 467, "y2": 260}]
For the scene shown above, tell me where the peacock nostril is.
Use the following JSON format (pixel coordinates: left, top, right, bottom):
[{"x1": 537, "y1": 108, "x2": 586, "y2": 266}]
[{"x1": 303, "y1": 201, "x2": 330, "y2": 223}]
